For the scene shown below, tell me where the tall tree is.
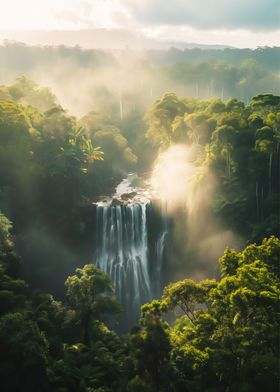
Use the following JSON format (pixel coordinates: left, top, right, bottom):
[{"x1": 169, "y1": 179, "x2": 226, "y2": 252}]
[{"x1": 65, "y1": 264, "x2": 119, "y2": 346}]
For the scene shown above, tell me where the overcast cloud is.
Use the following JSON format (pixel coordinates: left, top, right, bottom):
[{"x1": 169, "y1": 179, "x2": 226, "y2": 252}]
[
  {"x1": 0, "y1": 0, "x2": 279, "y2": 47},
  {"x1": 120, "y1": 0, "x2": 279, "y2": 31}
]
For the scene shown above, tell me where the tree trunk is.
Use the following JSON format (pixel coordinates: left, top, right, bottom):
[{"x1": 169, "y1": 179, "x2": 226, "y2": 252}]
[
  {"x1": 256, "y1": 181, "x2": 259, "y2": 218},
  {"x1": 269, "y1": 152, "x2": 273, "y2": 193},
  {"x1": 82, "y1": 311, "x2": 91, "y2": 346}
]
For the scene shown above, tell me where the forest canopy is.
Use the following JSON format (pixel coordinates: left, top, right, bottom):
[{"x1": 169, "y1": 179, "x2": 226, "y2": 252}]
[
  {"x1": 0, "y1": 212, "x2": 279, "y2": 391},
  {"x1": 0, "y1": 43, "x2": 279, "y2": 391}
]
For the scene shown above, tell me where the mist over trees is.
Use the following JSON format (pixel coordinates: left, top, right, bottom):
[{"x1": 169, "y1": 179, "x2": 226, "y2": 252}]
[
  {"x1": 1, "y1": 214, "x2": 279, "y2": 391},
  {"x1": 0, "y1": 43, "x2": 279, "y2": 117},
  {"x1": 0, "y1": 42, "x2": 279, "y2": 391},
  {"x1": 145, "y1": 93, "x2": 279, "y2": 241}
]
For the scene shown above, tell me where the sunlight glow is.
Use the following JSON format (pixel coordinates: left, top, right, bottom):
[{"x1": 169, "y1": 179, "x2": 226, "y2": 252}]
[
  {"x1": 0, "y1": 0, "x2": 127, "y2": 30},
  {"x1": 0, "y1": 0, "x2": 277, "y2": 47}
]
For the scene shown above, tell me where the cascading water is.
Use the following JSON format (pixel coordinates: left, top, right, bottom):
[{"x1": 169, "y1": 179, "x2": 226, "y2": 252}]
[
  {"x1": 93, "y1": 175, "x2": 169, "y2": 326},
  {"x1": 95, "y1": 204, "x2": 152, "y2": 313},
  {"x1": 154, "y1": 215, "x2": 169, "y2": 297}
]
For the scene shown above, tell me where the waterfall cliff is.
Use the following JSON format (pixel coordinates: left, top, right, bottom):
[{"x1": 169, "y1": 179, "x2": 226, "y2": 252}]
[{"x1": 93, "y1": 175, "x2": 169, "y2": 325}]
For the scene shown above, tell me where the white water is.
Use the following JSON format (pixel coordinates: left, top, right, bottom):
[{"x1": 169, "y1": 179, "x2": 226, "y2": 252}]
[
  {"x1": 95, "y1": 203, "x2": 152, "y2": 314},
  {"x1": 94, "y1": 176, "x2": 169, "y2": 324}
]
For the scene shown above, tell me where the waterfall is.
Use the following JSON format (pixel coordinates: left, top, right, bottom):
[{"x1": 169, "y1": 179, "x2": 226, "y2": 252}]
[
  {"x1": 154, "y1": 215, "x2": 169, "y2": 297},
  {"x1": 94, "y1": 201, "x2": 167, "y2": 325},
  {"x1": 93, "y1": 174, "x2": 170, "y2": 326}
]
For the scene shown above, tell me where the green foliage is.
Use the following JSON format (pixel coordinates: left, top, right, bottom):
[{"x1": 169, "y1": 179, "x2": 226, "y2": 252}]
[
  {"x1": 93, "y1": 127, "x2": 137, "y2": 170},
  {"x1": 65, "y1": 264, "x2": 120, "y2": 345},
  {"x1": 250, "y1": 94, "x2": 280, "y2": 109},
  {"x1": 0, "y1": 265, "x2": 27, "y2": 314},
  {"x1": 144, "y1": 92, "x2": 279, "y2": 239},
  {"x1": 80, "y1": 111, "x2": 137, "y2": 169},
  {"x1": 163, "y1": 279, "x2": 215, "y2": 322},
  {"x1": 130, "y1": 300, "x2": 171, "y2": 391},
  {"x1": 50, "y1": 321, "x2": 127, "y2": 392},
  {"x1": 127, "y1": 375, "x2": 152, "y2": 392},
  {"x1": 0, "y1": 85, "x2": 109, "y2": 294},
  {"x1": 0, "y1": 213, "x2": 127, "y2": 392},
  {"x1": 57, "y1": 125, "x2": 104, "y2": 175},
  {"x1": 0, "y1": 202, "x2": 279, "y2": 391},
  {"x1": 0, "y1": 312, "x2": 49, "y2": 391},
  {"x1": 144, "y1": 93, "x2": 188, "y2": 148},
  {"x1": 0, "y1": 56, "x2": 279, "y2": 392},
  {"x1": 79, "y1": 110, "x2": 139, "y2": 192},
  {"x1": 8, "y1": 75, "x2": 57, "y2": 111},
  {"x1": 0, "y1": 212, "x2": 13, "y2": 252},
  {"x1": 163, "y1": 237, "x2": 280, "y2": 391}
]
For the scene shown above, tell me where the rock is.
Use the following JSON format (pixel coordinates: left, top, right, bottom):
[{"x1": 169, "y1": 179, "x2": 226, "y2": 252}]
[
  {"x1": 111, "y1": 198, "x2": 122, "y2": 207},
  {"x1": 121, "y1": 191, "x2": 137, "y2": 200}
]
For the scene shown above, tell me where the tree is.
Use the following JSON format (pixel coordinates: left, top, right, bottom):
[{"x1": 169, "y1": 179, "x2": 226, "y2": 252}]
[
  {"x1": 162, "y1": 237, "x2": 280, "y2": 392},
  {"x1": 65, "y1": 264, "x2": 119, "y2": 345},
  {"x1": 0, "y1": 212, "x2": 21, "y2": 276},
  {"x1": 9, "y1": 75, "x2": 57, "y2": 111},
  {"x1": 163, "y1": 279, "x2": 216, "y2": 323},
  {"x1": 144, "y1": 93, "x2": 187, "y2": 148},
  {"x1": 211, "y1": 124, "x2": 238, "y2": 179},
  {"x1": 58, "y1": 126, "x2": 104, "y2": 175},
  {"x1": 92, "y1": 126, "x2": 137, "y2": 173},
  {"x1": 130, "y1": 300, "x2": 171, "y2": 392},
  {"x1": 0, "y1": 312, "x2": 49, "y2": 392},
  {"x1": 0, "y1": 101, "x2": 37, "y2": 228},
  {"x1": 184, "y1": 111, "x2": 215, "y2": 145}
]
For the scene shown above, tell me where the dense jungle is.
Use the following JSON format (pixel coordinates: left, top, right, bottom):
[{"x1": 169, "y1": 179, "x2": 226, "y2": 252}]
[{"x1": 0, "y1": 42, "x2": 279, "y2": 392}]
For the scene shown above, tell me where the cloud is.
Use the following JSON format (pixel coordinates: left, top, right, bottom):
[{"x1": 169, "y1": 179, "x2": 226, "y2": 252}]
[
  {"x1": 120, "y1": 0, "x2": 280, "y2": 31},
  {"x1": 54, "y1": 0, "x2": 131, "y2": 29},
  {"x1": 0, "y1": 0, "x2": 278, "y2": 47}
]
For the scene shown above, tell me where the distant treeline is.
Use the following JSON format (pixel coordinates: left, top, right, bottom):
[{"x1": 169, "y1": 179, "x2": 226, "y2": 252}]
[
  {"x1": 146, "y1": 46, "x2": 280, "y2": 69},
  {"x1": 1, "y1": 41, "x2": 279, "y2": 70},
  {"x1": 0, "y1": 41, "x2": 118, "y2": 72},
  {"x1": 0, "y1": 43, "x2": 279, "y2": 117}
]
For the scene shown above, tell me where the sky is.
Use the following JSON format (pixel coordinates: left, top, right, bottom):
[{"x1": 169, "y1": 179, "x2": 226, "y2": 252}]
[{"x1": 0, "y1": 0, "x2": 279, "y2": 48}]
